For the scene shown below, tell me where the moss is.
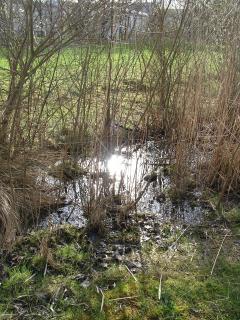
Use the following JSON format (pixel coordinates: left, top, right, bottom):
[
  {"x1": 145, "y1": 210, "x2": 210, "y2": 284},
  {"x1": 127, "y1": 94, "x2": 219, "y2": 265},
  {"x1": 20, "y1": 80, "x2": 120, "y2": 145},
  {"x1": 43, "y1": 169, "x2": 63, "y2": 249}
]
[
  {"x1": 117, "y1": 306, "x2": 140, "y2": 319},
  {"x1": 0, "y1": 306, "x2": 14, "y2": 320},
  {"x1": 54, "y1": 224, "x2": 85, "y2": 243},
  {"x1": 56, "y1": 243, "x2": 88, "y2": 263},
  {"x1": 1, "y1": 266, "x2": 33, "y2": 296},
  {"x1": 39, "y1": 275, "x2": 79, "y2": 297},
  {"x1": 95, "y1": 265, "x2": 128, "y2": 287},
  {"x1": 108, "y1": 281, "x2": 138, "y2": 299},
  {"x1": 223, "y1": 207, "x2": 240, "y2": 223},
  {"x1": 57, "y1": 309, "x2": 91, "y2": 320},
  {"x1": 32, "y1": 254, "x2": 46, "y2": 271},
  {"x1": 1, "y1": 221, "x2": 240, "y2": 319}
]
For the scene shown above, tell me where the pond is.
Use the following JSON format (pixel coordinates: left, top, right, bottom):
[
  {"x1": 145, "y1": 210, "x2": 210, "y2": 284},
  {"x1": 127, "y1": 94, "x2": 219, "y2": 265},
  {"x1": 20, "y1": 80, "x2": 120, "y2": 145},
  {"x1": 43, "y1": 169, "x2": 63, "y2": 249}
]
[
  {"x1": 28, "y1": 140, "x2": 211, "y2": 271},
  {"x1": 39, "y1": 140, "x2": 207, "y2": 234}
]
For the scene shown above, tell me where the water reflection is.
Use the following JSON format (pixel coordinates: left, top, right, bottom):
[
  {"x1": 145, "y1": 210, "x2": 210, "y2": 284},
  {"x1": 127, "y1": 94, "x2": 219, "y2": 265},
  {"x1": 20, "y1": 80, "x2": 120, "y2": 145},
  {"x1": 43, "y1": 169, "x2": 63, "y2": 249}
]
[
  {"x1": 106, "y1": 149, "x2": 145, "y2": 195},
  {"x1": 40, "y1": 142, "x2": 206, "y2": 228}
]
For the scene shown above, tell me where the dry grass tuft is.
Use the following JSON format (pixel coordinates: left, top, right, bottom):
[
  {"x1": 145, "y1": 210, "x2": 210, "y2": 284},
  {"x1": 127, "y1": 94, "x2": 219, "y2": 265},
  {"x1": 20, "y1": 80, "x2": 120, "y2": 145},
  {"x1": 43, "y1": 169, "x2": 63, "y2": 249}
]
[
  {"x1": 0, "y1": 183, "x2": 18, "y2": 246},
  {"x1": 0, "y1": 155, "x2": 64, "y2": 245},
  {"x1": 209, "y1": 141, "x2": 240, "y2": 196}
]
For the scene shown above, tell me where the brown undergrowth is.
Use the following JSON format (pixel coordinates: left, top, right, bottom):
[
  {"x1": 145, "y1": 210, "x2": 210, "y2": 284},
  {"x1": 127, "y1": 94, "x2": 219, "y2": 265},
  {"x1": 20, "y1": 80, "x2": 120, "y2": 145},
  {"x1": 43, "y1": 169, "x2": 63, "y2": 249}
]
[{"x1": 0, "y1": 150, "x2": 67, "y2": 246}]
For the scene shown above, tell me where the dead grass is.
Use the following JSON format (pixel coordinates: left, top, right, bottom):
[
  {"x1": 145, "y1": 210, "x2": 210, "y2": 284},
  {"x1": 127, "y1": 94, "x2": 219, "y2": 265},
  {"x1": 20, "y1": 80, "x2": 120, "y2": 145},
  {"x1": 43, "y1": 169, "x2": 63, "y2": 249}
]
[
  {"x1": 0, "y1": 154, "x2": 65, "y2": 245},
  {"x1": 0, "y1": 183, "x2": 18, "y2": 246}
]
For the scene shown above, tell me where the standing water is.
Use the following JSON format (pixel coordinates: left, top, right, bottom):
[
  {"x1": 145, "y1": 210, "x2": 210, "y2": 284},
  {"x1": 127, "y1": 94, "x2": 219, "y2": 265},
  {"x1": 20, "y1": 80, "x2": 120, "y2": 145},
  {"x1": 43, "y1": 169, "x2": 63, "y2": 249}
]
[{"x1": 40, "y1": 141, "x2": 206, "y2": 229}]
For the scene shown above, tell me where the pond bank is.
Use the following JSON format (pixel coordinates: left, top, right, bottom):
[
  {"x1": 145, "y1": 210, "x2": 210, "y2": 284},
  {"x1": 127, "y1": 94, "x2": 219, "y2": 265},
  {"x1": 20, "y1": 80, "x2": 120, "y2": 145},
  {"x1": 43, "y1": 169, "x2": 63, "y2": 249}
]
[
  {"x1": 0, "y1": 214, "x2": 240, "y2": 319},
  {"x1": 1, "y1": 141, "x2": 240, "y2": 319}
]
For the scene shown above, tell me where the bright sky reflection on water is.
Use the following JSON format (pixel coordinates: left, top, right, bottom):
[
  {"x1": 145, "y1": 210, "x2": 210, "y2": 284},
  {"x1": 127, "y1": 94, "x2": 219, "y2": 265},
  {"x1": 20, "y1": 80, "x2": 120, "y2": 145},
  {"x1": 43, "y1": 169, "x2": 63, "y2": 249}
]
[
  {"x1": 107, "y1": 154, "x2": 125, "y2": 178},
  {"x1": 40, "y1": 142, "x2": 206, "y2": 228},
  {"x1": 106, "y1": 150, "x2": 145, "y2": 192}
]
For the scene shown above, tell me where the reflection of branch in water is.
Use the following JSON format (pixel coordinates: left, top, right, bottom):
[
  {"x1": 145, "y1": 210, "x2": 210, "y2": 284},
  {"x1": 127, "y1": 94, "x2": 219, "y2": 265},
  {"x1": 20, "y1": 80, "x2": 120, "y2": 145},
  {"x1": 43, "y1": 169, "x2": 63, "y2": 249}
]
[
  {"x1": 118, "y1": 172, "x2": 125, "y2": 194},
  {"x1": 119, "y1": 160, "x2": 161, "y2": 215},
  {"x1": 119, "y1": 178, "x2": 152, "y2": 215},
  {"x1": 65, "y1": 203, "x2": 79, "y2": 222}
]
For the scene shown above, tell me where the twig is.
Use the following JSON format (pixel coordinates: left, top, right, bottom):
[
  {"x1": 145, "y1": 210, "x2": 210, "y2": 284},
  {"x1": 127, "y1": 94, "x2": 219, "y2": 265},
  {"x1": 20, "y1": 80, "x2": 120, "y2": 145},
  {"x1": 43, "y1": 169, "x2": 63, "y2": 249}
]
[
  {"x1": 44, "y1": 261, "x2": 48, "y2": 277},
  {"x1": 170, "y1": 225, "x2": 190, "y2": 250},
  {"x1": 158, "y1": 274, "x2": 163, "y2": 301},
  {"x1": 109, "y1": 295, "x2": 138, "y2": 301},
  {"x1": 100, "y1": 288, "x2": 105, "y2": 313},
  {"x1": 24, "y1": 273, "x2": 36, "y2": 283},
  {"x1": 50, "y1": 286, "x2": 61, "y2": 314},
  {"x1": 124, "y1": 265, "x2": 138, "y2": 282},
  {"x1": 210, "y1": 232, "x2": 229, "y2": 276}
]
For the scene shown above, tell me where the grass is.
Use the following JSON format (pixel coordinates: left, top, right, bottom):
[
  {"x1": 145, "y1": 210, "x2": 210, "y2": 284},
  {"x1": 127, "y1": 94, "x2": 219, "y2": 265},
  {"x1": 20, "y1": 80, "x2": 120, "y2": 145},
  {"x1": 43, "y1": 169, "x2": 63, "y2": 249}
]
[
  {"x1": 0, "y1": 42, "x2": 222, "y2": 139},
  {"x1": 0, "y1": 49, "x2": 8, "y2": 69},
  {"x1": 0, "y1": 216, "x2": 240, "y2": 319},
  {"x1": 16, "y1": 43, "x2": 152, "y2": 137}
]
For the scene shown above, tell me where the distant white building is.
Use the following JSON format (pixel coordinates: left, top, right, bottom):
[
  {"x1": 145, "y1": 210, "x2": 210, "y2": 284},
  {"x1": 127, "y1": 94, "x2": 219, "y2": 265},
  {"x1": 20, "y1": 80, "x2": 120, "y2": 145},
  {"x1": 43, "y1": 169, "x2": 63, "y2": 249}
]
[
  {"x1": 101, "y1": 3, "x2": 151, "y2": 42},
  {"x1": 0, "y1": 1, "x2": 179, "y2": 43},
  {"x1": 111, "y1": 10, "x2": 149, "y2": 41}
]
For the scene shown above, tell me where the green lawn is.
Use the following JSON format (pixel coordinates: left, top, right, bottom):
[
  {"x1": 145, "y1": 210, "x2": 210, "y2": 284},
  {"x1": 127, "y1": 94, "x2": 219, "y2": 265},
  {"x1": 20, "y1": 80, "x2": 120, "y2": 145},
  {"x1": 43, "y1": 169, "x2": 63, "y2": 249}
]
[{"x1": 0, "y1": 41, "x2": 224, "y2": 149}]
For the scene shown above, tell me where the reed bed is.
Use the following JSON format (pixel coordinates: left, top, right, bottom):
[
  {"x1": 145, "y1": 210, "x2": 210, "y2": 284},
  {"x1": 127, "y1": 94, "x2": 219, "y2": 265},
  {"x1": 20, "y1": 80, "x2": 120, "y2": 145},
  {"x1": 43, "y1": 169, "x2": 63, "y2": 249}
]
[{"x1": 0, "y1": 0, "x2": 239, "y2": 244}]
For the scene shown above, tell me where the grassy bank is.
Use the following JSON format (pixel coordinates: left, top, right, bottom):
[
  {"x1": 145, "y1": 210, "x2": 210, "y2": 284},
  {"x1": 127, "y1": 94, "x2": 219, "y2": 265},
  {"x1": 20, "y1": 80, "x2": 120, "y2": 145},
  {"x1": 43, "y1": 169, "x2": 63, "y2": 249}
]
[{"x1": 1, "y1": 205, "x2": 240, "y2": 320}]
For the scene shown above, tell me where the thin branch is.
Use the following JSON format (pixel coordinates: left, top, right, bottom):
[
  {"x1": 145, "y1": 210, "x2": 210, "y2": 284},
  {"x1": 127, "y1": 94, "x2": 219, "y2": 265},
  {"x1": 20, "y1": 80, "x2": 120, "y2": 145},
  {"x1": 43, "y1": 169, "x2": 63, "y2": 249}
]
[{"x1": 210, "y1": 232, "x2": 229, "y2": 276}]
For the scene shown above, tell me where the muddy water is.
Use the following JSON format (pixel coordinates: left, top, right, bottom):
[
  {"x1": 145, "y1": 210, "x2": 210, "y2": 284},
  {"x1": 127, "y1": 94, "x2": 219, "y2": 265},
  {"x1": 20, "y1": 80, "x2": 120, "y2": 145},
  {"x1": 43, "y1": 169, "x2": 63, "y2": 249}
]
[{"x1": 40, "y1": 141, "x2": 207, "y2": 229}]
